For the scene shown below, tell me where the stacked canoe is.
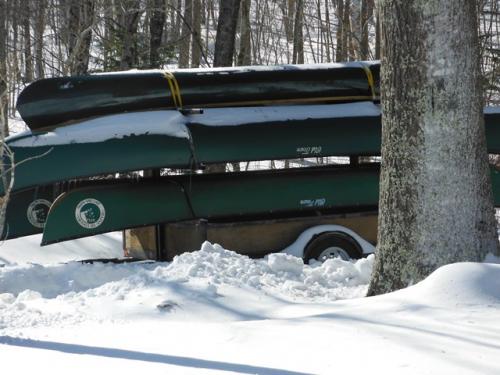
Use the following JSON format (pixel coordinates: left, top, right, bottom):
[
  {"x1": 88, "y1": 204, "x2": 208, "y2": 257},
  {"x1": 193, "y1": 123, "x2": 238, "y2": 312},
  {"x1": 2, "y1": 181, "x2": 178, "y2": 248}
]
[{"x1": 5, "y1": 61, "x2": 500, "y2": 245}]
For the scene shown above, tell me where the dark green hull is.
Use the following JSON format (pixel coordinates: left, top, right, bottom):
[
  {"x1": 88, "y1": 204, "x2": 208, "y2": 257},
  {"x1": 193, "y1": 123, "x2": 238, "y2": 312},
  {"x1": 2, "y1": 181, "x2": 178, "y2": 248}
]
[
  {"x1": 17, "y1": 62, "x2": 379, "y2": 129},
  {"x1": 6, "y1": 104, "x2": 381, "y2": 193},
  {"x1": 7, "y1": 106, "x2": 500, "y2": 194},
  {"x1": 42, "y1": 165, "x2": 380, "y2": 245},
  {"x1": 39, "y1": 165, "x2": 500, "y2": 245},
  {"x1": 2, "y1": 186, "x2": 55, "y2": 239}
]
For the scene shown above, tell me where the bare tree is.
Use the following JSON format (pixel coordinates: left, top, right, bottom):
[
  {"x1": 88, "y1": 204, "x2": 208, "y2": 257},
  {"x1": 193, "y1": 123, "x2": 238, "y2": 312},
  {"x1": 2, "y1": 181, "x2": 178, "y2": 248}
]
[
  {"x1": 22, "y1": 1, "x2": 34, "y2": 82},
  {"x1": 368, "y1": 0, "x2": 499, "y2": 296},
  {"x1": 119, "y1": 0, "x2": 142, "y2": 69},
  {"x1": 34, "y1": 0, "x2": 47, "y2": 79},
  {"x1": 0, "y1": 0, "x2": 8, "y2": 135},
  {"x1": 213, "y1": 0, "x2": 241, "y2": 67},
  {"x1": 237, "y1": 0, "x2": 251, "y2": 65},
  {"x1": 191, "y1": 0, "x2": 202, "y2": 67},
  {"x1": 67, "y1": 0, "x2": 94, "y2": 75},
  {"x1": 149, "y1": 0, "x2": 166, "y2": 68},
  {"x1": 178, "y1": 0, "x2": 193, "y2": 68}
]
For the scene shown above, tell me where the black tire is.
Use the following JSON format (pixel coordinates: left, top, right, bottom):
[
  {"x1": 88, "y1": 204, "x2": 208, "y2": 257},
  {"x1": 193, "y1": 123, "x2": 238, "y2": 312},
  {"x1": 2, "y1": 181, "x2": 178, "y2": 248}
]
[{"x1": 303, "y1": 231, "x2": 363, "y2": 263}]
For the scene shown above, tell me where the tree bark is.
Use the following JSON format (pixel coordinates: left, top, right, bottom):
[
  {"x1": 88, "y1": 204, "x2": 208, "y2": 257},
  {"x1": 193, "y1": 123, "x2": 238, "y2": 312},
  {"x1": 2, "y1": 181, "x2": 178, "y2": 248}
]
[
  {"x1": 34, "y1": 0, "x2": 47, "y2": 79},
  {"x1": 178, "y1": 0, "x2": 192, "y2": 68},
  {"x1": 119, "y1": 0, "x2": 142, "y2": 70},
  {"x1": 76, "y1": 0, "x2": 94, "y2": 75},
  {"x1": 23, "y1": 0, "x2": 34, "y2": 82},
  {"x1": 191, "y1": 0, "x2": 202, "y2": 67},
  {"x1": 213, "y1": 0, "x2": 241, "y2": 67},
  {"x1": 237, "y1": 0, "x2": 251, "y2": 66},
  {"x1": 368, "y1": 0, "x2": 499, "y2": 296},
  {"x1": 374, "y1": 5, "x2": 380, "y2": 59},
  {"x1": 292, "y1": 0, "x2": 304, "y2": 64},
  {"x1": 0, "y1": 0, "x2": 8, "y2": 135},
  {"x1": 149, "y1": 0, "x2": 166, "y2": 68},
  {"x1": 283, "y1": 0, "x2": 295, "y2": 43},
  {"x1": 360, "y1": 0, "x2": 373, "y2": 59},
  {"x1": 350, "y1": 0, "x2": 361, "y2": 59}
]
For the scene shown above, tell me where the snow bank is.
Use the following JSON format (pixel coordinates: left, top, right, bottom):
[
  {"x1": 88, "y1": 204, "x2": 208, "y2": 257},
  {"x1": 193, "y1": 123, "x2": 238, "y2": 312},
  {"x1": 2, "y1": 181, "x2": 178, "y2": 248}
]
[
  {"x1": 0, "y1": 241, "x2": 373, "y2": 301},
  {"x1": 0, "y1": 242, "x2": 373, "y2": 331},
  {"x1": 402, "y1": 262, "x2": 500, "y2": 306},
  {"x1": 164, "y1": 242, "x2": 373, "y2": 301}
]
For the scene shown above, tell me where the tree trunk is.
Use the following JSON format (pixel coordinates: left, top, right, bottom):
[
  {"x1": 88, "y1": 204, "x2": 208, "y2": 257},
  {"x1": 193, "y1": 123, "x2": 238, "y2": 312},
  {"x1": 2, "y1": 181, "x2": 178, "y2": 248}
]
[
  {"x1": 178, "y1": 0, "x2": 192, "y2": 68},
  {"x1": 324, "y1": 0, "x2": 332, "y2": 62},
  {"x1": 23, "y1": 1, "x2": 34, "y2": 82},
  {"x1": 75, "y1": 0, "x2": 94, "y2": 75},
  {"x1": 292, "y1": 0, "x2": 304, "y2": 64},
  {"x1": 335, "y1": 0, "x2": 344, "y2": 61},
  {"x1": 103, "y1": 0, "x2": 115, "y2": 71},
  {"x1": 34, "y1": 0, "x2": 47, "y2": 79},
  {"x1": 350, "y1": 0, "x2": 361, "y2": 59},
  {"x1": 368, "y1": 0, "x2": 499, "y2": 296},
  {"x1": 149, "y1": 0, "x2": 166, "y2": 68},
  {"x1": 237, "y1": 0, "x2": 251, "y2": 66},
  {"x1": 213, "y1": 0, "x2": 241, "y2": 67},
  {"x1": 374, "y1": 5, "x2": 380, "y2": 59},
  {"x1": 119, "y1": 0, "x2": 142, "y2": 70},
  {"x1": 0, "y1": 0, "x2": 8, "y2": 135},
  {"x1": 191, "y1": 0, "x2": 202, "y2": 67},
  {"x1": 283, "y1": 0, "x2": 295, "y2": 43},
  {"x1": 360, "y1": 0, "x2": 373, "y2": 59}
]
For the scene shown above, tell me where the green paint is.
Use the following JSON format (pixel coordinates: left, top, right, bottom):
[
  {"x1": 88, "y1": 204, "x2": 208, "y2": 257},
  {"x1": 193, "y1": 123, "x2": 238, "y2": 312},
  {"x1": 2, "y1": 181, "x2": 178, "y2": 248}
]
[{"x1": 41, "y1": 166, "x2": 380, "y2": 245}]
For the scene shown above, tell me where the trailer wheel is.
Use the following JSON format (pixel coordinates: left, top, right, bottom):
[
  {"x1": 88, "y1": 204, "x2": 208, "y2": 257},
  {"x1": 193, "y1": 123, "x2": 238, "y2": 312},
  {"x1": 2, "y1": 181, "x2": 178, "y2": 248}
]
[{"x1": 303, "y1": 232, "x2": 363, "y2": 263}]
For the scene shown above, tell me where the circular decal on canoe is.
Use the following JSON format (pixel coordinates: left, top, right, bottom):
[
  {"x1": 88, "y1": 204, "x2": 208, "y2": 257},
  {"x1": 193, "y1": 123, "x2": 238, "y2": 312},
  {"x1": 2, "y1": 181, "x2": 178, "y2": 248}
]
[
  {"x1": 27, "y1": 199, "x2": 52, "y2": 228},
  {"x1": 75, "y1": 198, "x2": 105, "y2": 229}
]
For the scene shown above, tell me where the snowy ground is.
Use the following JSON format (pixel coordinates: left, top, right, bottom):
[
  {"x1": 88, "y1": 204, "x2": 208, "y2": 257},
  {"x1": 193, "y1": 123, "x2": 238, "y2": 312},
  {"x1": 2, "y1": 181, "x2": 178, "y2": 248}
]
[{"x1": 0, "y1": 234, "x2": 499, "y2": 374}]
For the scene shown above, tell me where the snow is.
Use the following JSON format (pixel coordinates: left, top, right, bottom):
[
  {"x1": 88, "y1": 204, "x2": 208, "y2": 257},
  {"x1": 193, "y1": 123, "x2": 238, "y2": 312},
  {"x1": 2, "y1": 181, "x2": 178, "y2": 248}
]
[
  {"x1": 484, "y1": 106, "x2": 500, "y2": 114},
  {"x1": 0, "y1": 236, "x2": 499, "y2": 374},
  {"x1": 95, "y1": 61, "x2": 379, "y2": 76},
  {"x1": 185, "y1": 101, "x2": 380, "y2": 127},
  {"x1": 7, "y1": 110, "x2": 190, "y2": 147}
]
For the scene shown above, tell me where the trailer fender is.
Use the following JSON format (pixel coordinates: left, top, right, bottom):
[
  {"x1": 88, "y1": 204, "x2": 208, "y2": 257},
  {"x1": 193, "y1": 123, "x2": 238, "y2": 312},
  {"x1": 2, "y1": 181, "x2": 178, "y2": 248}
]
[{"x1": 281, "y1": 224, "x2": 375, "y2": 261}]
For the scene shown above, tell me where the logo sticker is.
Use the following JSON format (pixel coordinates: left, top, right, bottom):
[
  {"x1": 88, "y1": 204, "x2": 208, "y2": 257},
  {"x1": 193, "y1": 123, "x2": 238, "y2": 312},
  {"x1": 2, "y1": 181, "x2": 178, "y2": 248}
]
[
  {"x1": 300, "y1": 198, "x2": 327, "y2": 207},
  {"x1": 75, "y1": 198, "x2": 106, "y2": 229},
  {"x1": 27, "y1": 199, "x2": 52, "y2": 228}
]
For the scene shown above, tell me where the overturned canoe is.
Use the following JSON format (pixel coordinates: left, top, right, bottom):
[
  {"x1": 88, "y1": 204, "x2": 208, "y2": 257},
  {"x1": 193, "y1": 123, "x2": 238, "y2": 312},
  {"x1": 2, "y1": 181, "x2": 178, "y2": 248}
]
[
  {"x1": 17, "y1": 62, "x2": 380, "y2": 130},
  {"x1": 41, "y1": 165, "x2": 380, "y2": 245},
  {"x1": 2, "y1": 185, "x2": 55, "y2": 240},
  {"x1": 7, "y1": 103, "x2": 500, "y2": 194},
  {"x1": 39, "y1": 164, "x2": 500, "y2": 245},
  {"x1": 6, "y1": 102, "x2": 382, "y2": 193}
]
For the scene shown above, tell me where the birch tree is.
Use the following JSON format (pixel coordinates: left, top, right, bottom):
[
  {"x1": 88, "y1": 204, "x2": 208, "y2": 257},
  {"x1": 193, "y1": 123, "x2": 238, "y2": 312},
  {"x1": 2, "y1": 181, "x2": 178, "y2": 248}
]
[{"x1": 368, "y1": 0, "x2": 500, "y2": 296}]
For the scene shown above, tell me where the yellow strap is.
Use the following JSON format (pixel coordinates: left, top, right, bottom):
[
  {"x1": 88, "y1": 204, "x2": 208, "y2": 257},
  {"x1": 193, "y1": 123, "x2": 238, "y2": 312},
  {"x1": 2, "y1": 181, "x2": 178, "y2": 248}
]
[
  {"x1": 163, "y1": 71, "x2": 183, "y2": 109},
  {"x1": 360, "y1": 63, "x2": 377, "y2": 101}
]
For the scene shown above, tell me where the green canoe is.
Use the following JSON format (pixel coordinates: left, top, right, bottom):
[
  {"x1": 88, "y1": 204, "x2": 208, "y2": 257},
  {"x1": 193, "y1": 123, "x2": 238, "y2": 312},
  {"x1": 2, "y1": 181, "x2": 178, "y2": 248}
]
[
  {"x1": 17, "y1": 62, "x2": 379, "y2": 130},
  {"x1": 41, "y1": 165, "x2": 380, "y2": 245},
  {"x1": 6, "y1": 104, "x2": 500, "y2": 194}
]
